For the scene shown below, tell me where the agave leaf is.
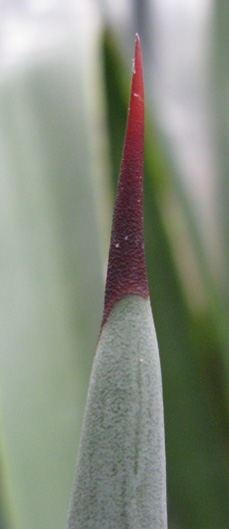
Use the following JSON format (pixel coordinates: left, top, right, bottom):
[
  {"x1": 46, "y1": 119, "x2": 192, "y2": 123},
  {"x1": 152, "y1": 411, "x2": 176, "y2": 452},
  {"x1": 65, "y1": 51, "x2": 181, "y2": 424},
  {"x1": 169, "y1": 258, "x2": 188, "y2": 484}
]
[
  {"x1": 67, "y1": 35, "x2": 167, "y2": 529},
  {"x1": 102, "y1": 30, "x2": 229, "y2": 529},
  {"x1": 68, "y1": 296, "x2": 167, "y2": 529}
]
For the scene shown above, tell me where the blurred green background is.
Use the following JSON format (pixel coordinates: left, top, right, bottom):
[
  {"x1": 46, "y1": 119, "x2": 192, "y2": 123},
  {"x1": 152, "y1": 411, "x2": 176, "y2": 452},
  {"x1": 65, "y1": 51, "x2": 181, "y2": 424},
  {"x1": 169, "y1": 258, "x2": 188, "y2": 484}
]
[{"x1": 0, "y1": 1, "x2": 228, "y2": 528}]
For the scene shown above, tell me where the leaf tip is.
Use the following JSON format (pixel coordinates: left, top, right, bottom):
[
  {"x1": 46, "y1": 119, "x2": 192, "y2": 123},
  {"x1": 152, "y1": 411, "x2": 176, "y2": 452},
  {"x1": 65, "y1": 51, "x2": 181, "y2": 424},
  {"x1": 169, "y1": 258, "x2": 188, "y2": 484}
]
[{"x1": 101, "y1": 35, "x2": 149, "y2": 330}]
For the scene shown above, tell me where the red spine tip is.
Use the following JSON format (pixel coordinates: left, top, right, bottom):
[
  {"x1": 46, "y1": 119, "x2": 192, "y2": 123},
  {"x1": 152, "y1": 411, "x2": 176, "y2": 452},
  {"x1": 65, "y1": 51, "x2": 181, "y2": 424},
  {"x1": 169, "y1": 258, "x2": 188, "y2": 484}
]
[{"x1": 101, "y1": 35, "x2": 149, "y2": 329}]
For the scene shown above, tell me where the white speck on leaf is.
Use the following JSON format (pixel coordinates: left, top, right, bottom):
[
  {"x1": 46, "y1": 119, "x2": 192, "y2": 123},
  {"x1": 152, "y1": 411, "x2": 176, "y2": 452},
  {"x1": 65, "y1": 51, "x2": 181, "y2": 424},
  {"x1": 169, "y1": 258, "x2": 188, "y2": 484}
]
[
  {"x1": 133, "y1": 92, "x2": 144, "y2": 103},
  {"x1": 132, "y1": 58, "x2": 136, "y2": 74}
]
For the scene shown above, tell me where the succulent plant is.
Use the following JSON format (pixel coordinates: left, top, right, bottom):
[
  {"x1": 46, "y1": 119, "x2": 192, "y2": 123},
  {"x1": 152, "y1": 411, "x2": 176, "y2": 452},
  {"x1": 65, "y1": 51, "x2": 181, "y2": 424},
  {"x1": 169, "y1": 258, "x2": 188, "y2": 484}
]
[{"x1": 66, "y1": 35, "x2": 167, "y2": 529}]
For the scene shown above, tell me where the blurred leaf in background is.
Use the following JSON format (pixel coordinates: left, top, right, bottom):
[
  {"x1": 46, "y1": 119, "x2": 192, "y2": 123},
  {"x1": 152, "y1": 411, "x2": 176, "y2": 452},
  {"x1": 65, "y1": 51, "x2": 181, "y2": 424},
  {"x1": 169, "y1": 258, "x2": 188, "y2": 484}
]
[
  {"x1": 213, "y1": 0, "x2": 229, "y2": 404},
  {"x1": 0, "y1": 2, "x2": 110, "y2": 528},
  {"x1": 0, "y1": 1, "x2": 228, "y2": 529}
]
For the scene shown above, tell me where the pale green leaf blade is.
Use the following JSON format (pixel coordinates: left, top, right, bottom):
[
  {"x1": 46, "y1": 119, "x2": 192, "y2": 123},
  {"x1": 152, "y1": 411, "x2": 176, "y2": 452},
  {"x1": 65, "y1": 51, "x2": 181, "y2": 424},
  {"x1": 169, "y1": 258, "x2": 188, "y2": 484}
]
[{"x1": 67, "y1": 296, "x2": 167, "y2": 529}]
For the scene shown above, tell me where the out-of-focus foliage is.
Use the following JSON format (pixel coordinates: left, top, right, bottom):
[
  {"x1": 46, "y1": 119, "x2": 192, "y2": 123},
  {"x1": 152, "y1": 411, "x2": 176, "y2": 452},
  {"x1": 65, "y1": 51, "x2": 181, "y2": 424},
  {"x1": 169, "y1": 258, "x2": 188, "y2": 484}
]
[
  {"x1": 0, "y1": 5, "x2": 108, "y2": 529},
  {"x1": 0, "y1": 2, "x2": 228, "y2": 529},
  {"x1": 213, "y1": 0, "x2": 229, "y2": 405}
]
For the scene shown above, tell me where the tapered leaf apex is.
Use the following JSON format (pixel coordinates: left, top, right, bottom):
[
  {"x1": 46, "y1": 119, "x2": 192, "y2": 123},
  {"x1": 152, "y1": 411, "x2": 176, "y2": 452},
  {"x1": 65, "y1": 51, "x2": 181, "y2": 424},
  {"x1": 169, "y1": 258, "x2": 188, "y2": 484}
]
[{"x1": 101, "y1": 35, "x2": 149, "y2": 330}]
